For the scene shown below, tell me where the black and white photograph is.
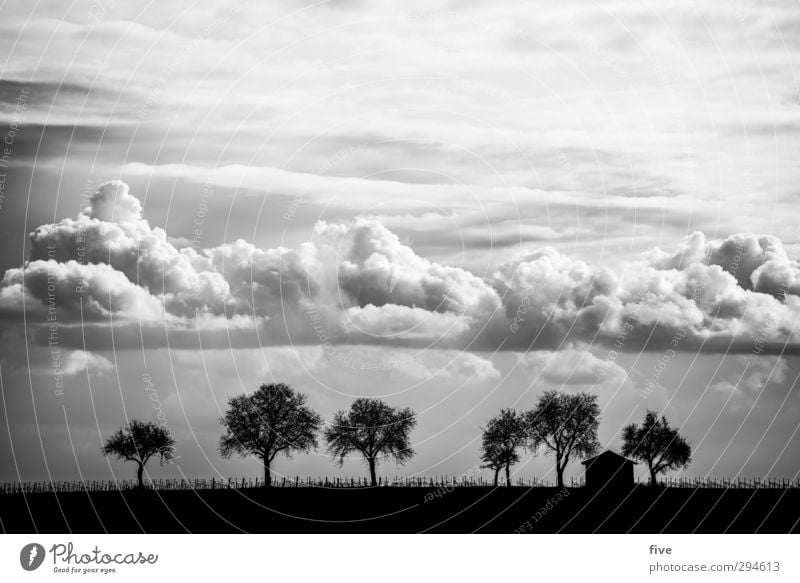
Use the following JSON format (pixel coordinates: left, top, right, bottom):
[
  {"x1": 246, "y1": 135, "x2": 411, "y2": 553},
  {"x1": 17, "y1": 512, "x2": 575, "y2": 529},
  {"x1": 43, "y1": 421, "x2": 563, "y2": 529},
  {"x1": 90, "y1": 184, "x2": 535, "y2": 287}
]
[{"x1": 1, "y1": 0, "x2": 800, "y2": 578}]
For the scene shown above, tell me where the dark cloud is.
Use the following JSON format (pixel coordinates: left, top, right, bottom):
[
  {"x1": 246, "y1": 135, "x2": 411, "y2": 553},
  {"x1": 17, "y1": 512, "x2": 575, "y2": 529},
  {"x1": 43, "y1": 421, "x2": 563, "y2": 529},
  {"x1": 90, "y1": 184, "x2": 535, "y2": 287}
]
[{"x1": 0, "y1": 78, "x2": 123, "y2": 110}]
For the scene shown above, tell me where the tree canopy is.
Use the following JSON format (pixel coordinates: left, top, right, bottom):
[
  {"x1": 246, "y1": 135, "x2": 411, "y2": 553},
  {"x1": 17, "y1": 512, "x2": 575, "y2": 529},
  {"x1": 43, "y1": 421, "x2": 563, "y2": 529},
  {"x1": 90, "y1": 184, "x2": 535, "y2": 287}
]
[
  {"x1": 324, "y1": 398, "x2": 416, "y2": 486},
  {"x1": 529, "y1": 390, "x2": 600, "y2": 488},
  {"x1": 480, "y1": 409, "x2": 529, "y2": 486},
  {"x1": 102, "y1": 419, "x2": 175, "y2": 488},
  {"x1": 219, "y1": 383, "x2": 322, "y2": 486},
  {"x1": 622, "y1": 410, "x2": 691, "y2": 485}
]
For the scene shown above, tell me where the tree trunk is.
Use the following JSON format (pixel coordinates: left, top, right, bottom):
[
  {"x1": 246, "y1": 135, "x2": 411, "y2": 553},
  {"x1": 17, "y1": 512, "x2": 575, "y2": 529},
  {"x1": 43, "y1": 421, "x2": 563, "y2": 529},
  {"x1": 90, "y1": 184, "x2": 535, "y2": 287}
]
[
  {"x1": 368, "y1": 457, "x2": 377, "y2": 486},
  {"x1": 505, "y1": 463, "x2": 512, "y2": 487},
  {"x1": 556, "y1": 460, "x2": 564, "y2": 489},
  {"x1": 649, "y1": 466, "x2": 658, "y2": 486},
  {"x1": 136, "y1": 462, "x2": 145, "y2": 489},
  {"x1": 493, "y1": 468, "x2": 500, "y2": 487},
  {"x1": 264, "y1": 458, "x2": 272, "y2": 488}
]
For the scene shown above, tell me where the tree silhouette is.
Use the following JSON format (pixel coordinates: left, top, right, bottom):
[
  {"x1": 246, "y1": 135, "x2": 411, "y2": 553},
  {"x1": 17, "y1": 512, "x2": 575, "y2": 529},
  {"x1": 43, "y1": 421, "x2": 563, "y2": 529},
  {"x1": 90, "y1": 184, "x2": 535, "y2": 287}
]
[
  {"x1": 101, "y1": 419, "x2": 175, "y2": 488},
  {"x1": 622, "y1": 410, "x2": 691, "y2": 485},
  {"x1": 529, "y1": 390, "x2": 600, "y2": 488},
  {"x1": 480, "y1": 409, "x2": 528, "y2": 486},
  {"x1": 324, "y1": 398, "x2": 416, "y2": 486},
  {"x1": 219, "y1": 383, "x2": 322, "y2": 487}
]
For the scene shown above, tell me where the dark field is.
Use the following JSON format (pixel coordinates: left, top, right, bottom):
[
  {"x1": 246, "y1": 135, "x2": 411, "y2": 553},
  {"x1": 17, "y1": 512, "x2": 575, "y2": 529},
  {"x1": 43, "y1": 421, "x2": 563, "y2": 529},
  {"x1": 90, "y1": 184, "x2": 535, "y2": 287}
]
[{"x1": 2, "y1": 486, "x2": 798, "y2": 533}]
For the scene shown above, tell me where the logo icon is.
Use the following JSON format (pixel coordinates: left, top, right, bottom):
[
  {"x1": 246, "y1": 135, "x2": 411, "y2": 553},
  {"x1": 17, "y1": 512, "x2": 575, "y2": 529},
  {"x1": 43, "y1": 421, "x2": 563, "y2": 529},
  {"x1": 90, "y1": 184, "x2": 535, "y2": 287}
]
[{"x1": 20, "y1": 543, "x2": 46, "y2": 571}]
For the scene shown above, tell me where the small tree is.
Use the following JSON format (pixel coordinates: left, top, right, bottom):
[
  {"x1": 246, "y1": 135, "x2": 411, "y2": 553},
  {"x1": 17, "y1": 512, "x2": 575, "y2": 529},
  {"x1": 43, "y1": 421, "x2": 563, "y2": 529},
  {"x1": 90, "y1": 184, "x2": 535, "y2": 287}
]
[
  {"x1": 324, "y1": 398, "x2": 416, "y2": 486},
  {"x1": 622, "y1": 410, "x2": 691, "y2": 485},
  {"x1": 529, "y1": 390, "x2": 600, "y2": 488},
  {"x1": 480, "y1": 409, "x2": 528, "y2": 486},
  {"x1": 219, "y1": 383, "x2": 322, "y2": 487},
  {"x1": 102, "y1": 419, "x2": 175, "y2": 488}
]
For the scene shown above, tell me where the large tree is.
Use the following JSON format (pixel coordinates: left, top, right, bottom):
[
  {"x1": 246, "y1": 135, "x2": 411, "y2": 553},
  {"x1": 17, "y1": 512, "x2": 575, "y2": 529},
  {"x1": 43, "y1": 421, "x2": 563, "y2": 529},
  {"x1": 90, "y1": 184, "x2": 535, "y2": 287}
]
[
  {"x1": 529, "y1": 390, "x2": 601, "y2": 488},
  {"x1": 622, "y1": 410, "x2": 691, "y2": 485},
  {"x1": 102, "y1": 419, "x2": 176, "y2": 488},
  {"x1": 480, "y1": 409, "x2": 529, "y2": 487},
  {"x1": 324, "y1": 398, "x2": 416, "y2": 486},
  {"x1": 219, "y1": 383, "x2": 322, "y2": 487}
]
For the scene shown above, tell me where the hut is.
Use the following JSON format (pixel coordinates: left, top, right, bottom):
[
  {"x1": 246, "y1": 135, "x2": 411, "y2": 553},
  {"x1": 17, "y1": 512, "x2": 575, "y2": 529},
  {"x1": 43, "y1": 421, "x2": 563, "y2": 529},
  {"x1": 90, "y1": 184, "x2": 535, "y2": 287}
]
[{"x1": 582, "y1": 450, "x2": 636, "y2": 490}]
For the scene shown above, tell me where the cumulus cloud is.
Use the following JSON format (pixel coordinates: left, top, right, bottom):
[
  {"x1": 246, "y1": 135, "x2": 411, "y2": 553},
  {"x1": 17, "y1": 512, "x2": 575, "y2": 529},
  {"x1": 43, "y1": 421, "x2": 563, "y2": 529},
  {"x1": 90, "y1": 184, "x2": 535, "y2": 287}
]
[
  {"x1": 170, "y1": 345, "x2": 500, "y2": 399},
  {"x1": 61, "y1": 350, "x2": 114, "y2": 376},
  {"x1": 28, "y1": 181, "x2": 233, "y2": 317},
  {"x1": 649, "y1": 231, "x2": 800, "y2": 297},
  {"x1": 82, "y1": 180, "x2": 143, "y2": 223},
  {"x1": 711, "y1": 356, "x2": 789, "y2": 395},
  {"x1": 302, "y1": 345, "x2": 501, "y2": 385},
  {"x1": 518, "y1": 345, "x2": 626, "y2": 385},
  {"x1": 491, "y1": 247, "x2": 618, "y2": 348},
  {"x1": 0, "y1": 259, "x2": 166, "y2": 321},
  {"x1": 492, "y1": 239, "x2": 800, "y2": 354},
  {"x1": 5, "y1": 181, "x2": 800, "y2": 354}
]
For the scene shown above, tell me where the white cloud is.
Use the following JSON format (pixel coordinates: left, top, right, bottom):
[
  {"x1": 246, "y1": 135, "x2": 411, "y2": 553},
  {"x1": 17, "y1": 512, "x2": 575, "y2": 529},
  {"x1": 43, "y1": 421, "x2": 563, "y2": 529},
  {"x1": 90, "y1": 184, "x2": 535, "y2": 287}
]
[
  {"x1": 0, "y1": 259, "x2": 166, "y2": 322},
  {"x1": 711, "y1": 356, "x2": 789, "y2": 395},
  {"x1": 82, "y1": 180, "x2": 143, "y2": 223},
  {"x1": 5, "y1": 181, "x2": 800, "y2": 355},
  {"x1": 518, "y1": 345, "x2": 626, "y2": 385},
  {"x1": 61, "y1": 350, "x2": 114, "y2": 376}
]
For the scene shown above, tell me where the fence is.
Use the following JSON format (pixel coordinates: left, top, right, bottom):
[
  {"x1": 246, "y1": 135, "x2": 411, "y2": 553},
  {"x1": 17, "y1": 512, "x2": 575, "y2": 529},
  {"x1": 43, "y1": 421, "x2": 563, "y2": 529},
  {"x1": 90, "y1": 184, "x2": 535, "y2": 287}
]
[
  {"x1": 1, "y1": 475, "x2": 798, "y2": 494},
  {"x1": 0, "y1": 476, "x2": 549, "y2": 493},
  {"x1": 654, "y1": 476, "x2": 798, "y2": 489}
]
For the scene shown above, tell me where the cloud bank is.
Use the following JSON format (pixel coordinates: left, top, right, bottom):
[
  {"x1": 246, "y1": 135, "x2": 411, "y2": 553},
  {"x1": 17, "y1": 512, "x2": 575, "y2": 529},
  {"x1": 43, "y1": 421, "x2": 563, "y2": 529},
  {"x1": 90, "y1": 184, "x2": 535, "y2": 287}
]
[{"x1": 3, "y1": 180, "x2": 800, "y2": 353}]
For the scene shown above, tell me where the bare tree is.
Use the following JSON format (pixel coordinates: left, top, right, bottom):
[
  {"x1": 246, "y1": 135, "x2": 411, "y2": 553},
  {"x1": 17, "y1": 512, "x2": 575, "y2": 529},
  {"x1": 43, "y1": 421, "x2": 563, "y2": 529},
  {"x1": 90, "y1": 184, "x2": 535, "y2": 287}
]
[
  {"x1": 622, "y1": 410, "x2": 691, "y2": 485},
  {"x1": 529, "y1": 390, "x2": 600, "y2": 488},
  {"x1": 102, "y1": 419, "x2": 175, "y2": 488},
  {"x1": 219, "y1": 383, "x2": 322, "y2": 487},
  {"x1": 480, "y1": 409, "x2": 528, "y2": 486},
  {"x1": 324, "y1": 398, "x2": 416, "y2": 486}
]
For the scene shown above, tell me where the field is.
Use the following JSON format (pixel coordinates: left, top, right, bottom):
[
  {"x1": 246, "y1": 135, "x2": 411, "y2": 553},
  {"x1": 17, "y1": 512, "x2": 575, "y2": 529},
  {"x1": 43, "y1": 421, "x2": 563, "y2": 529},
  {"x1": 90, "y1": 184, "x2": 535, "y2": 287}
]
[{"x1": 2, "y1": 484, "x2": 799, "y2": 533}]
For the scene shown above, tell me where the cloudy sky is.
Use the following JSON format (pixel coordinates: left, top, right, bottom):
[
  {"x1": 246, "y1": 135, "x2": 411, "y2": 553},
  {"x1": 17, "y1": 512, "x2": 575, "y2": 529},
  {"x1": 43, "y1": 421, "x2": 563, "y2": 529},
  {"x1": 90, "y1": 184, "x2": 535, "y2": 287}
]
[{"x1": 1, "y1": 0, "x2": 799, "y2": 486}]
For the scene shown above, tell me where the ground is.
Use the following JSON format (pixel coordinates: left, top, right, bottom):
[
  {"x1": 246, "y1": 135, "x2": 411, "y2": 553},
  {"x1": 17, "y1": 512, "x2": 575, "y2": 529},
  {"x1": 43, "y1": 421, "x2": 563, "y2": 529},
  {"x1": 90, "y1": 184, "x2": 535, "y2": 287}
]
[{"x1": 1, "y1": 486, "x2": 798, "y2": 533}]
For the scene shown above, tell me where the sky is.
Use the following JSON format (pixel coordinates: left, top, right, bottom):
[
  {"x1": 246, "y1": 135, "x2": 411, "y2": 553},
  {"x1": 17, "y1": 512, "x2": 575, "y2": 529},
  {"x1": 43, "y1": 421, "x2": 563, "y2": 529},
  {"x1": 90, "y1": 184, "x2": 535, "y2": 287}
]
[{"x1": 1, "y1": 0, "x2": 799, "y2": 486}]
